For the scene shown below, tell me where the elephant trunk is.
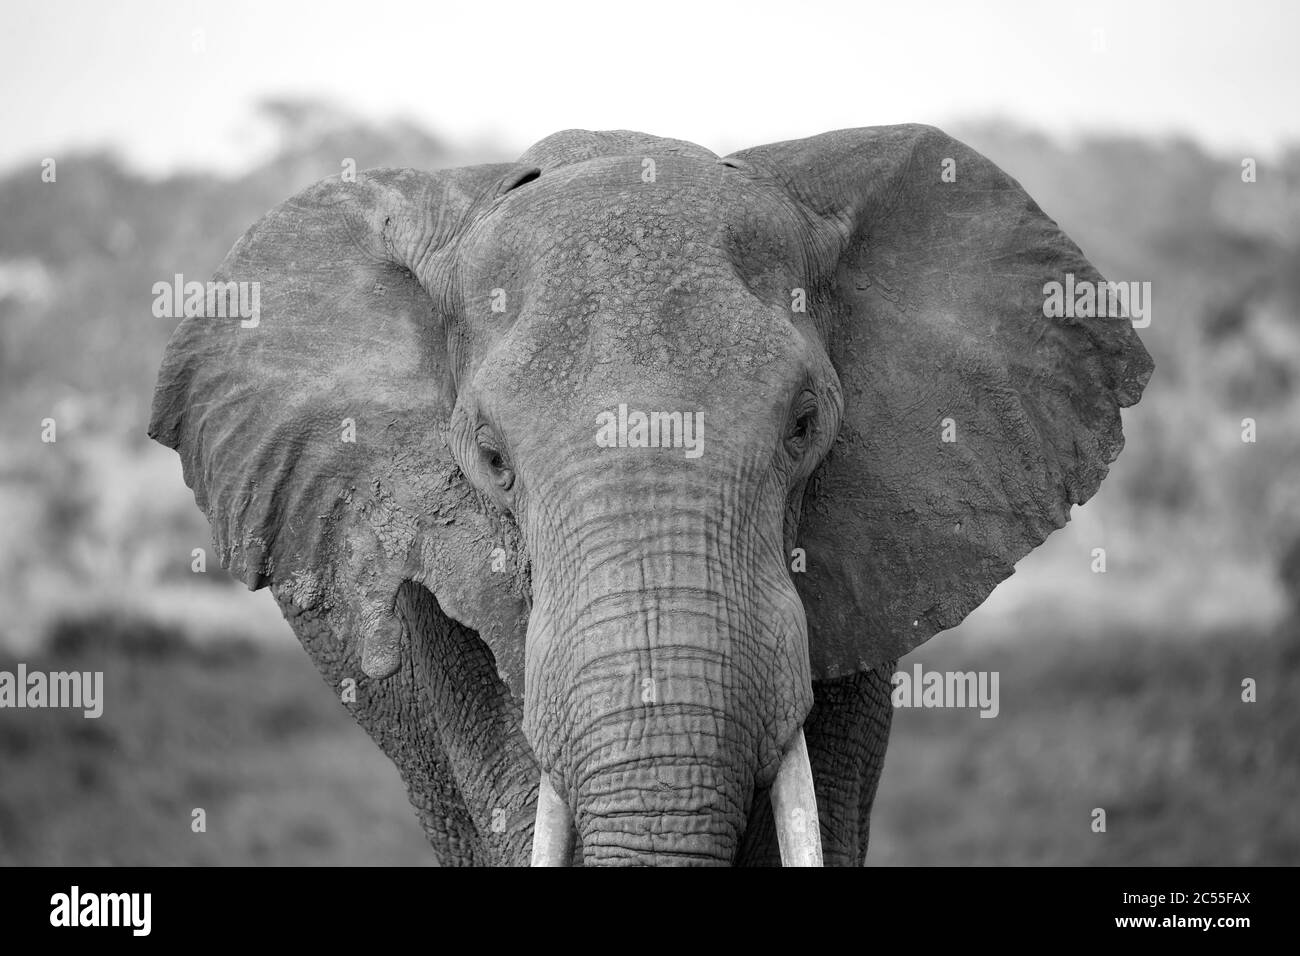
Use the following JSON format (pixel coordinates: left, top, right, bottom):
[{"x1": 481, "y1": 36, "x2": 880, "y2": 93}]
[
  {"x1": 548, "y1": 592, "x2": 758, "y2": 866},
  {"x1": 530, "y1": 729, "x2": 824, "y2": 866},
  {"x1": 577, "y1": 758, "x2": 746, "y2": 866},
  {"x1": 574, "y1": 728, "x2": 824, "y2": 866},
  {"x1": 522, "y1": 473, "x2": 815, "y2": 865}
]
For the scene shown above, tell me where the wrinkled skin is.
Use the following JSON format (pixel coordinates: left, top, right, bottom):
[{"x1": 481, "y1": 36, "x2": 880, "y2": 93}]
[
  {"x1": 151, "y1": 127, "x2": 1152, "y2": 865},
  {"x1": 460, "y1": 154, "x2": 839, "y2": 861}
]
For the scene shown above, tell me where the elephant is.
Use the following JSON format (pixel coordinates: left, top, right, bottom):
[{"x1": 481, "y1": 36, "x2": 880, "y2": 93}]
[{"x1": 149, "y1": 125, "x2": 1152, "y2": 866}]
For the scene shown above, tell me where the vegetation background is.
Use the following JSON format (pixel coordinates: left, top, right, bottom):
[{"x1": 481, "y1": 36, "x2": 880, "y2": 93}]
[{"x1": 1, "y1": 101, "x2": 1297, "y2": 864}]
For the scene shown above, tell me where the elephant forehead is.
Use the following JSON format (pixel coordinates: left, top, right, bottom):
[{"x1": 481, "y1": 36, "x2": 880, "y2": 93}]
[
  {"x1": 533, "y1": 298, "x2": 800, "y2": 380},
  {"x1": 476, "y1": 153, "x2": 800, "y2": 274},
  {"x1": 464, "y1": 156, "x2": 809, "y2": 378},
  {"x1": 499, "y1": 158, "x2": 728, "y2": 261}
]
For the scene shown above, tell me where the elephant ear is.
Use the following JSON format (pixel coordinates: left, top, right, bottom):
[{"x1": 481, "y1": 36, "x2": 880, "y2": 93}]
[
  {"x1": 149, "y1": 164, "x2": 540, "y2": 689},
  {"x1": 727, "y1": 125, "x2": 1153, "y2": 676}
]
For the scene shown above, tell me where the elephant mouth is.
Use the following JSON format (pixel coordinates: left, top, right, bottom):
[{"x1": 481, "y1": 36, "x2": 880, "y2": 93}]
[{"x1": 528, "y1": 727, "x2": 824, "y2": 867}]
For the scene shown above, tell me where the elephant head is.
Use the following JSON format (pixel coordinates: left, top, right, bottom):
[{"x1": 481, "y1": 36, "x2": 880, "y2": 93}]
[{"x1": 149, "y1": 125, "x2": 1151, "y2": 866}]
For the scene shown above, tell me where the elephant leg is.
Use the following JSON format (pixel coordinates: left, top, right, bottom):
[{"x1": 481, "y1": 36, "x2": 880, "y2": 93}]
[
  {"x1": 277, "y1": 592, "x2": 485, "y2": 865},
  {"x1": 737, "y1": 661, "x2": 896, "y2": 866},
  {"x1": 277, "y1": 583, "x2": 540, "y2": 866},
  {"x1": 394, "y1": 582, "x2": 540, "y2": 866}
]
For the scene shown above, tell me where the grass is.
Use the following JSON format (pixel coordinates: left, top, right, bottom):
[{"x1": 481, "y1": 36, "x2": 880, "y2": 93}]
[
  {"x1": 870, "y1": 620, "x2": 1300, "y2": 865},
  {"x1": 1, "y1": 612, "x2": 1296, "y2": 865},
  {"x1": 0, "y1": 614, "x2": 431, "y2": 866}
]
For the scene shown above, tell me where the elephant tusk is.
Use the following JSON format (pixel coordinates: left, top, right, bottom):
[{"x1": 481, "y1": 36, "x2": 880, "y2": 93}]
[
  {"x1": 771, "y1": 728, "x2": 823, "y2": 867},
  {"x1": 530, "y1": 773, "x2": 575, "y2": 866}
]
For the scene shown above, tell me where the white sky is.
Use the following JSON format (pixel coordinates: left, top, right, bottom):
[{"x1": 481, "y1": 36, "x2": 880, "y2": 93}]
[{"x1": 1, "y1": 0, "x2": 1297, "y2": 174}]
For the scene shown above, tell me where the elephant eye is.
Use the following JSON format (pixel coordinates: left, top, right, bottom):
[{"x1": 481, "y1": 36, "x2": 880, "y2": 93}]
[
  {"x1": 477, "y1": 434, "x2": 515, "y2": 492},
  {"x1": 792, "y1": 411, "x2": 814, "y2": 438},
  {"x1": 786, "y1": 394, "x2": 818, "y2": 455}
]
